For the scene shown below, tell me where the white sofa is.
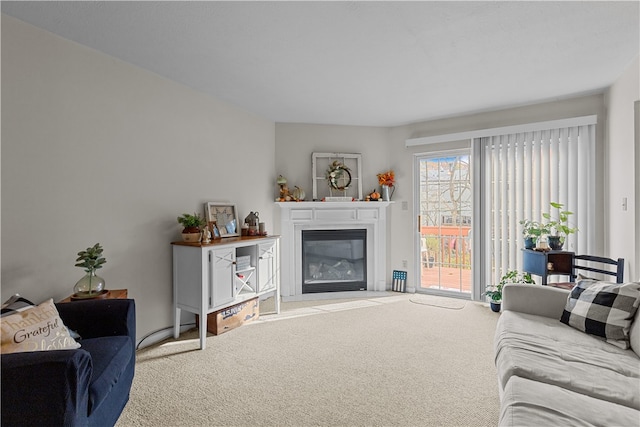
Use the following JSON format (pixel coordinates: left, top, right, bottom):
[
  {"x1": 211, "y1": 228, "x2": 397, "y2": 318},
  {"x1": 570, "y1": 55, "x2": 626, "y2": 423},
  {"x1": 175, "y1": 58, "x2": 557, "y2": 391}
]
[{"x1": 494, "y1": 283, "x2": 640, "y2": 426}]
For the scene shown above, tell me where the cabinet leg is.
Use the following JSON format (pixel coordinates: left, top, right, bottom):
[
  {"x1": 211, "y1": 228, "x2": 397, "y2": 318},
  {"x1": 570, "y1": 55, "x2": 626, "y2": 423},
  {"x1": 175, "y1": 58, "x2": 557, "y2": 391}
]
[
  {"x1": 174, "y1": 307, "x2": 181, "y2": 339},
  {"x1": 199, "y1": 311, "x2": 207, "y2": 350}
]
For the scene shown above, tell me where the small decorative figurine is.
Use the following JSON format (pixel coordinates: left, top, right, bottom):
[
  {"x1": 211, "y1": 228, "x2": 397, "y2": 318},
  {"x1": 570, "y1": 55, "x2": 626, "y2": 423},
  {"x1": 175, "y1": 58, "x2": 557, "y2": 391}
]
[
  {"x1": 244, "y1": 211, "x2": 260, "y2": 235},
  {"x1": 202, "y1": 227, "x2": 211, "y2": 243},
  {"x1": 277, "y1": 175, "x2": 291, "y2": 201}
]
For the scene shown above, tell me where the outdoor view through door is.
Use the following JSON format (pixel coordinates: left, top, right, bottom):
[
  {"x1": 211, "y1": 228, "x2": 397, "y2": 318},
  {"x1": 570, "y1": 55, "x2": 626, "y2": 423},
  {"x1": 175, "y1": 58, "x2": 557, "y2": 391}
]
[{"x1": 418, "y1": 154, "x2": 471, "y2": 294}]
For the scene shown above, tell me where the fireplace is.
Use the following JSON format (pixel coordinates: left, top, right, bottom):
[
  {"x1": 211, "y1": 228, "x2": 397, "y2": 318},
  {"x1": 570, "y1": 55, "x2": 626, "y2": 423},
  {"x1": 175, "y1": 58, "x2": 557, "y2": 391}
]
[
  {"x1": 277, "y1": 201, "x2": 391, "y2": 300},
  {"x1": 302, "y1": 229, "x2": 367, "y2": 293}
]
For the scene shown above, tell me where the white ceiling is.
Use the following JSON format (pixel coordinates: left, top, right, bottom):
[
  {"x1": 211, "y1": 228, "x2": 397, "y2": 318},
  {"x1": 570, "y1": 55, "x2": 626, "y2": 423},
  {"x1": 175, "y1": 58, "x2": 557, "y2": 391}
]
[{"x1": 2, "y1": 1, "x2": 639, "y2": 127}]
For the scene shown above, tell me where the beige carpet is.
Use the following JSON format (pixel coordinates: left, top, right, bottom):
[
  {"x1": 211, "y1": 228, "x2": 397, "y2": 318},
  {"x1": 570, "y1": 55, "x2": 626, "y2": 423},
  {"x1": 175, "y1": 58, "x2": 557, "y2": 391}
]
[
  {"x1": 116, "y1": 294, "x2": 500, "y2": 427},
  {"x1": 409, "y1": 294, "x2": 467, "y2": 310}
]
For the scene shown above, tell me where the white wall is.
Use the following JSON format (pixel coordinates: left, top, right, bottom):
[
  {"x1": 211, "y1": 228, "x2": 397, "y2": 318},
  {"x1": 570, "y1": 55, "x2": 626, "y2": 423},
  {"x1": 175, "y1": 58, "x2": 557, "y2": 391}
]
[
  {"x1": 1, "y1": 15, "x2": 276, "y2": 346},
  {"x1": 274, "y1": 123, "x2": 390, "y2": 199},
  {"x1": 605, "y1": 56, "x2": 639, "y2": 280}
]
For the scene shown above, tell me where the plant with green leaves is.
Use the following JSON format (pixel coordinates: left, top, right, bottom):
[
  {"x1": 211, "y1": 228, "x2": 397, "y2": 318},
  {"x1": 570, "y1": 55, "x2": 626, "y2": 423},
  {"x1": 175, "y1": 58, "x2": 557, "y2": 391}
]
[
  {"x1": 177, "y1": 212, "x2": 207, "y2": 231},
  {"x1": 542, "y1": 202, "x2": 578, "y2": 238},
  {"x1": 499, "y1": 270, "x2": 535, "y2": 286},
  {"x1": 519, "y1": 219, "x2": 548, "y2": 238},
  {"x1": 485, "y1": 270, "x2": 535, "y2": 302},
  {"x1": 75, "y1": 243, "x2": 107, "y2": 274}
]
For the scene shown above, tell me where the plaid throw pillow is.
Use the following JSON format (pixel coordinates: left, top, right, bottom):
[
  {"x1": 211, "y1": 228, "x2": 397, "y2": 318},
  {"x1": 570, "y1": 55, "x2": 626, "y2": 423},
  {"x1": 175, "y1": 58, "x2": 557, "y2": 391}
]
[{"x1": 561, "y1": 280, "x2": 640, "y2": 349}]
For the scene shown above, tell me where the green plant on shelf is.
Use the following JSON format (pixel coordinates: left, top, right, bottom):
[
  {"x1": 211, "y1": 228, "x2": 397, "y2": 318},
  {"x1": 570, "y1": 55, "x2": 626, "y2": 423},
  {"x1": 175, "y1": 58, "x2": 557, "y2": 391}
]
[
  {"x1": 542, "y1": 202, "x2": 578, "y2": 239},
  {"x1": 177, "y1": 212, "x2": 207, "y2": 232},
  {"x1": 519, "y1": 219, "x2": 548, "y2": 239}
]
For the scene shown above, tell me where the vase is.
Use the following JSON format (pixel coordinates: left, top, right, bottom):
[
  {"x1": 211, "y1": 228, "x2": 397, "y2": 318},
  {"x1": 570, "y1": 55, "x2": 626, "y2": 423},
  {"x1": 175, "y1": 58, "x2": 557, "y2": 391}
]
[
  {"x1": 381, "y1": 184, "x2": 395, "y2": 201},
  {"x1": 73, "y1": 271, "x2": 106, "y2": 298},
  {"x1": 548, "y1": 236, "x2": 564, "y2": 250},
  {"x1": 523, "y1": 236, "x2": 536, "y2": 249}
]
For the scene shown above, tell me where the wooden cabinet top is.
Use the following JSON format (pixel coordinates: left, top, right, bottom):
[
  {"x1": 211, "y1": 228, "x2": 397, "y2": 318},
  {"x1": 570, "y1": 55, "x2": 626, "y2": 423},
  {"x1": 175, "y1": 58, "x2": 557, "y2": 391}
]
[
  {"x1": 60, "y1": 288, "x2": 128, "y2": 303},
  {"x1": 172, "y1": 235, "x2": 280, "y2": 248}
]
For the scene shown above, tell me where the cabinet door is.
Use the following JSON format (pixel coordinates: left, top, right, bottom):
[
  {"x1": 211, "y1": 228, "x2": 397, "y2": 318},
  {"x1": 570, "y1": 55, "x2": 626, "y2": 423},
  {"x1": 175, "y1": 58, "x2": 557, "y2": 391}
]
[
  {"x1": 211, "y1": 248, "x2": 235, "y2": 307},
  {"x1": 258, "y1": 241, "x2": 277, "y2": 293}
]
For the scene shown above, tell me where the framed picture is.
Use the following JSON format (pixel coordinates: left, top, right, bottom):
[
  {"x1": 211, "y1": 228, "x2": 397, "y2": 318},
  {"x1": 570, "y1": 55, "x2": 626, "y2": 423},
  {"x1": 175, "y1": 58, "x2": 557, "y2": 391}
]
[
  {"x1": 208, "y1": 221, "x2": 219, "y2": 238},
  {"x1": 204, "y1": 202, "x2": 240, "y2": 238}
]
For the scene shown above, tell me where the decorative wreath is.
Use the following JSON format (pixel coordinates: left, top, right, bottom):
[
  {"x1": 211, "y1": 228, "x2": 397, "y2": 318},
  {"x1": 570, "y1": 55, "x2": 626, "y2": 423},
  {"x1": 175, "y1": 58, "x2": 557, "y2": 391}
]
[{"x1": 325, "y1": 160, "x2": 352, "y2": 191}]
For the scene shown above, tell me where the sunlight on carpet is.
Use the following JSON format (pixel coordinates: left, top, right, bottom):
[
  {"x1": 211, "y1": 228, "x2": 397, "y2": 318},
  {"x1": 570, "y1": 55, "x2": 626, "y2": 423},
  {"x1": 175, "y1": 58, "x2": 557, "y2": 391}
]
[{"x1": 409, "y1": 294, "x2": 467, "y2": 309}]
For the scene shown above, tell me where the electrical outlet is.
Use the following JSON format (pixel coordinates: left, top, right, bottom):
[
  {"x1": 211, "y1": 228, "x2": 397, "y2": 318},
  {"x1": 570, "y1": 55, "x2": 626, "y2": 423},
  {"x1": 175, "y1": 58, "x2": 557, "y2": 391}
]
[
  {"x1": 402, "y1": 260, "x2": 408, "y2": 268},
  {"x1": 401, "y1": 201, "x2": 408, "y2": 211}
]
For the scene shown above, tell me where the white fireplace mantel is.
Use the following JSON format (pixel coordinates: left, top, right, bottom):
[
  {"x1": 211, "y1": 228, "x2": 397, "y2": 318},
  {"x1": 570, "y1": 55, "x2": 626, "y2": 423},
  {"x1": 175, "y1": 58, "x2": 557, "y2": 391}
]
[{"x1": 276, "y1": 201, "x2": 392, "y2": 300}]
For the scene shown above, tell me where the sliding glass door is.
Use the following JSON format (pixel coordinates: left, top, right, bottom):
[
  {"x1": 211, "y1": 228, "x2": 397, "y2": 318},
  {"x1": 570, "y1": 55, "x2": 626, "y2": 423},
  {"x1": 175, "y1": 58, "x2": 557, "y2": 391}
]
[
  {"x1": 416, "y1": 151, "x2": 472, "y2": 295},
  {"x1": 411, "y1": 119, "x2": 596, "y2": 300}
]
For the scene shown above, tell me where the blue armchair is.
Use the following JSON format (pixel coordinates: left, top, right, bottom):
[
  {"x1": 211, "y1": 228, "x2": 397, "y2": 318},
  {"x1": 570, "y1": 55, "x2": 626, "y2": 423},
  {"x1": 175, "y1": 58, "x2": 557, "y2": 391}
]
[{"x1": 1, "y1": 298, "x2": 136, "y2": 427}]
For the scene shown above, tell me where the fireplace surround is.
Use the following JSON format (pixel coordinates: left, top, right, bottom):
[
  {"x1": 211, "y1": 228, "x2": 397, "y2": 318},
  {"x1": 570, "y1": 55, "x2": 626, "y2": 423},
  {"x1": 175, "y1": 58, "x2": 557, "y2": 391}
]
[{"x1": 277, "y1": 201, "x2": 391, "y2": 300}]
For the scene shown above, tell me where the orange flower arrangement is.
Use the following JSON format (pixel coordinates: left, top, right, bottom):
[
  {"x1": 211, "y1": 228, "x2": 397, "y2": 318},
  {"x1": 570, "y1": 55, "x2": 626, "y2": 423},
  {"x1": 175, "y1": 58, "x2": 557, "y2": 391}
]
[{"x1": 377, "y1": 170, "x2": 395, "y2": 186}]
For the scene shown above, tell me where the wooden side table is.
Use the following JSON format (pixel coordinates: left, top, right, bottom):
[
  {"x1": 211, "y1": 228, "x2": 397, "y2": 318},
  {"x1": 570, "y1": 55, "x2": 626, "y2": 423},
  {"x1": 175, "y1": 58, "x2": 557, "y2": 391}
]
[{"x1": 59, "y1": 289, "x2": 128, "y2": 303}]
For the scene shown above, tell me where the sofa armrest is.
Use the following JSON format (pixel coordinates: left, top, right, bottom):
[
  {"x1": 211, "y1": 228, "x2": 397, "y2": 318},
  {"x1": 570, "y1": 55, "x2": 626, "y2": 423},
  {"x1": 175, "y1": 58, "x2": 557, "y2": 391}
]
[
  {"x1": 1, "y1": 349, "x2": 92, "y2": 426},
  {"x1": 56, "y1": 299, "x2": 136, "y2": 345},
  {"x1": 502, "y1": 284, "x2": 569, "y2": 319}
]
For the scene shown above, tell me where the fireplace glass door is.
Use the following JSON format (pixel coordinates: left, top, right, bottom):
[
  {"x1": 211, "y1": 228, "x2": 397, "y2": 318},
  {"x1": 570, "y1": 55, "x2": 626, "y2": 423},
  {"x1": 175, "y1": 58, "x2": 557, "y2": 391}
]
[{"x1": 302, "y1": 229, "x2": 366, "y2": 293}]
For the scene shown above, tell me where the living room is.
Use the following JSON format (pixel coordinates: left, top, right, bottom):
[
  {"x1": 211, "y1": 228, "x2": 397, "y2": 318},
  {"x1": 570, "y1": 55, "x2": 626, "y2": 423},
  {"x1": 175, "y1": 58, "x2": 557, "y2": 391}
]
[{"x1": 1, "y1": 2, "x2": 639, "y2": 425}]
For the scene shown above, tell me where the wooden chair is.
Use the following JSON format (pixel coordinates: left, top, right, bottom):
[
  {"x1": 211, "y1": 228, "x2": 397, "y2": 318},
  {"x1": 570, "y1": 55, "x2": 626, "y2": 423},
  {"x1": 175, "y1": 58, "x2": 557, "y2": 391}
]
[{"x1": 570, "y1": 255, "x2": 624, "y2": 283}]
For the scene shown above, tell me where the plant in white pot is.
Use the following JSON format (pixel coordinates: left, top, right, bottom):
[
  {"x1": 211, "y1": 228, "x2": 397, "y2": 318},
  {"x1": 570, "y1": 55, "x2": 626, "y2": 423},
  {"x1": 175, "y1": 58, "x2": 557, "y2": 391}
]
[
  {"x1": 177, "y1": 213, "x2": 207, "y2": 242},
  {"x1": 73, "y1": 243, "x2": 107, "y2": 298},
  {"x1": 485, "y1": 270, "x2": 535, "y2": 312}
]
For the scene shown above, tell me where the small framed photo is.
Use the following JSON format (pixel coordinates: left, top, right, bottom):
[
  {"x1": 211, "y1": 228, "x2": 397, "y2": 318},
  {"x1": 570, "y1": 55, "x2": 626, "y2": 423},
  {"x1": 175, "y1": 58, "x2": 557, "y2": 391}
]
[
  {"x1": 204, "y1": 202, "x2": 240, "y2": 238},
  {"x1": 208, "y1": 221, "x2": 219, "y2": 238}
]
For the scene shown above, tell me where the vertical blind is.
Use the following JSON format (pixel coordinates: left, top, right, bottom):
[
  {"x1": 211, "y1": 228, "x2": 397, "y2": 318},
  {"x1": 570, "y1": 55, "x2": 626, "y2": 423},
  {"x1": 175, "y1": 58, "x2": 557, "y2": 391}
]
[{"x1": 480, "y1": 124, "x2": 596, "y2": 283}]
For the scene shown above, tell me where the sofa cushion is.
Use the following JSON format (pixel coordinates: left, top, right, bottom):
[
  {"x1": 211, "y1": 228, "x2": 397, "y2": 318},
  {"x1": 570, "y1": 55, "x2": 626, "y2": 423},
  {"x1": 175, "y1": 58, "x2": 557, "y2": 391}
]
[
  {"x1": 499, "y1": 375, "x2": 640, "y2": 427},
  {"x1": 495, "y1": 310, "x2": 640, "y2": 409},
  {"x1": 0, "y1": 299, "x2": 81, "y2": 354},
  {"x1": 631, "y1": 307, "x2": 640, "y2": 357},
  {"x1": 560, "y1": 280, "x2": 640, "y2": 349},
  {"x1": 79, "y1": 335, "x2": 133, "y2": 415}
]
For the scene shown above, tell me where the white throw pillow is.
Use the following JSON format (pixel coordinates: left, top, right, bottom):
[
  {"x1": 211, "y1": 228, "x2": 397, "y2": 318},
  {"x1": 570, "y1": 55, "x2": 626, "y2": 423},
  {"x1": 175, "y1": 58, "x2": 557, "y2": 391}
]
[{"x1": 1, "y1": 298, "x2": 81, "y2": 354}]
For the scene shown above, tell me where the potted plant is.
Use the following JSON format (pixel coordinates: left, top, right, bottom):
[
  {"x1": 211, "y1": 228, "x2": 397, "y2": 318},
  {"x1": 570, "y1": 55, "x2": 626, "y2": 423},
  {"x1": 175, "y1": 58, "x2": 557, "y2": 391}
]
[
  {"x1": 485, "y1": 270, "x2": 535, "y2": 312},
  {"x1": 177, "y1": 212, "x2": 207, "y2": 242},
  {"x1": 542, "y1": 202, "x2": 577, "y2": 250},
  {"x1": 519, "y1": 220, "x2": 548, "y2": 249},
  {"x1": 73, "y1": 243, "x2": 107, "y2": 298}
]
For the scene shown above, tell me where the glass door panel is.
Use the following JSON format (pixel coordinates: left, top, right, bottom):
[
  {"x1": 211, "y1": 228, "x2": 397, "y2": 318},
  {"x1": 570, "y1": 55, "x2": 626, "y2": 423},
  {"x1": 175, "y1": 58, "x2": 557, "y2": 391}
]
[{"x1": 418, "y1": 153, "x2": 472, "y2": 294}]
